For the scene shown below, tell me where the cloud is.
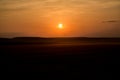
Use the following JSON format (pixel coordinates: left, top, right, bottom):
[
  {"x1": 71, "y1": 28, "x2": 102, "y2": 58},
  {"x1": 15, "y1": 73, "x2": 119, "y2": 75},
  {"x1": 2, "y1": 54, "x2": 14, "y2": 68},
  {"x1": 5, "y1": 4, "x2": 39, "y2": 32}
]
[
  {"x1": 102, "y1": 20, "x2": 119, "y2": 23},
  {"x1": 0, "y1": 32, "x2": 28, "y2": 38},
  {"x1": 0, "y1": 0, "x2": 40, "y2": 12},
  {"x1": 0, "y1": 0, "x2": 120, "y2": 18},
  {"x1": 1, "y1": 0, "x2": 120, "y2": 11},
  {"x1": 0, "y1": 7, "x2": 28, "y2": 12}
]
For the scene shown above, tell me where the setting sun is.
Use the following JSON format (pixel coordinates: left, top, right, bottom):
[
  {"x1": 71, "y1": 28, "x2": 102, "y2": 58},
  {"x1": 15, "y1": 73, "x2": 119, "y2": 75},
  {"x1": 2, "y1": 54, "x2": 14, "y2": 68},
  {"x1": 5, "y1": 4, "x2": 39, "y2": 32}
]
[{"x1": 58, "y1": 23, "x2": 63, "y2": 29}]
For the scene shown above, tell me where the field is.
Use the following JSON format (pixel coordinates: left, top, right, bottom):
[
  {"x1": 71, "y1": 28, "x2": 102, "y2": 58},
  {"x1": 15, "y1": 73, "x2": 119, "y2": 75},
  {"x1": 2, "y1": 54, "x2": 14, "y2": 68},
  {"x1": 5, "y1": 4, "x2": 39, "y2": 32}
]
[{"x1": 0, "y1": 37, "x2": 120, "y2": 79}]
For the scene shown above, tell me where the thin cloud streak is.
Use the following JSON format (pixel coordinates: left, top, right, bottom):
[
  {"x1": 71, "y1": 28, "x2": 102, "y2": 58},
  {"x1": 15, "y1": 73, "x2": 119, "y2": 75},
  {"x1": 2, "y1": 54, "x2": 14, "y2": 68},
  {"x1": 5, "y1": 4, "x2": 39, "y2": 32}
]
[{"x1": 102, "y1": 20, "x2": 119, "y2": 23}]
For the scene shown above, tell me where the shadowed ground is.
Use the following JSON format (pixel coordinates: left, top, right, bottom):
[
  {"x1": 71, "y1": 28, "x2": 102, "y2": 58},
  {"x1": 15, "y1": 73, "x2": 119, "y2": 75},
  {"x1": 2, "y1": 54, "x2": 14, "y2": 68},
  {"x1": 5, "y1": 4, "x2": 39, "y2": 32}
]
[{"x1": 0, "y1": 38, "x2": 120, "y2": 79}]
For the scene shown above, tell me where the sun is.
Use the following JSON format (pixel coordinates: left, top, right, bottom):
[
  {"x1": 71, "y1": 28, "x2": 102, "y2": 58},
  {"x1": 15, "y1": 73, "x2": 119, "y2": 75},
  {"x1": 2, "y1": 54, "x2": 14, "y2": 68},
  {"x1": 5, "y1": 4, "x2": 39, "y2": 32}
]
[{"x1": 58, "y1": 23, "x2": 63, "y2": 29}]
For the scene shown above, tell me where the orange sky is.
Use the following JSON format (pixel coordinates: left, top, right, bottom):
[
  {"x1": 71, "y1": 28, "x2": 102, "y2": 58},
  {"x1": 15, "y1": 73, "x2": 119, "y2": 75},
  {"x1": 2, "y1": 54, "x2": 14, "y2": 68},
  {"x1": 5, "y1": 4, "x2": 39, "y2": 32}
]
[{"x1": 0, "y1": 0, "x2": 120, "y2": 38}]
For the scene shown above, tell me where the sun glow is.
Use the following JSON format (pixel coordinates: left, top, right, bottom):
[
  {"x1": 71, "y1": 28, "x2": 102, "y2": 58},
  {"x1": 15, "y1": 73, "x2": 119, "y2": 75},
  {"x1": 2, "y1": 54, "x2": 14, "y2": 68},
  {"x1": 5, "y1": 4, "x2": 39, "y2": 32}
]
[{"x1": 58, "y1": 23, "x2": 63, "y2": 29}]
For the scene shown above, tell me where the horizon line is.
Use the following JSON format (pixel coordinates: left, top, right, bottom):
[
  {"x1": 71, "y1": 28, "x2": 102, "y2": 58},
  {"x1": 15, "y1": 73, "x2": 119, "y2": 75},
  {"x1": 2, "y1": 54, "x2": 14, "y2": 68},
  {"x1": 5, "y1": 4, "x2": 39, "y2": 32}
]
[{"x1": 0, "y1": 36, "x2": 120, "y2": 39}]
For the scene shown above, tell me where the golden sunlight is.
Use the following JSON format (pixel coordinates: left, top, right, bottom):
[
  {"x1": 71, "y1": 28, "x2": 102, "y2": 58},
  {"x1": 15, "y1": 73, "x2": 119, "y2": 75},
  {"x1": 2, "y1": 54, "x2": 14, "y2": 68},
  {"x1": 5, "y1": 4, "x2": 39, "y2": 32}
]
[{"x1": 58, "y1": 23, "x2": 63, "y2": 29}]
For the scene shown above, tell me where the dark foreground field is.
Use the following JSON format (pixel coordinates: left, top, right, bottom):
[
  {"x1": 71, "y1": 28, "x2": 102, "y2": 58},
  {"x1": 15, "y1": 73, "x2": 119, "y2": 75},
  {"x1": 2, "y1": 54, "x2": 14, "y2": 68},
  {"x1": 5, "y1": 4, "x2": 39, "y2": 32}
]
[{"x1": 0, "y1": 38, "x2": 120, "y2": 79}]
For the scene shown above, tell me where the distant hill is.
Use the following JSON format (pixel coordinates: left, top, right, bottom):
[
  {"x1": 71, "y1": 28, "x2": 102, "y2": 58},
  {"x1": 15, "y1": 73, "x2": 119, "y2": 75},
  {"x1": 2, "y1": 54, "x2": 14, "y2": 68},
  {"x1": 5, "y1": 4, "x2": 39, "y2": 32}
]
[
  {"x1": 13, "y1": 37, "x2": 46, "y2": 40},
  {"x1": 0, "y1": 37, "x2": 120, "y2": 45}
]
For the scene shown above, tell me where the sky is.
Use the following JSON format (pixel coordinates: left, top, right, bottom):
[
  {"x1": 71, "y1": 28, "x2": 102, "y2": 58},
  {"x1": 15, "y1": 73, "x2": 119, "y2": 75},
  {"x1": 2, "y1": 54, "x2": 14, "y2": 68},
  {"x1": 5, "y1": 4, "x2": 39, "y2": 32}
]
[{"x1": 0, "y1": 0, "x2": 120, "y2": 38}]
